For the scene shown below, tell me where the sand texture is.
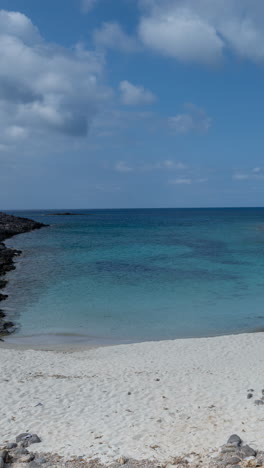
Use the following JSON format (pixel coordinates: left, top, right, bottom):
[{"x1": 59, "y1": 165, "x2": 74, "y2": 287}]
[{"x1": 1, "y1": 333, "x2": 264, "y2": 463}]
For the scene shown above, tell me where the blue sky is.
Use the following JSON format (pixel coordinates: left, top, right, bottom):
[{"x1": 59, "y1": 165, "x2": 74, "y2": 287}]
[{"x1": 1, "y1": 0, "x2": 264, "y2": 209}]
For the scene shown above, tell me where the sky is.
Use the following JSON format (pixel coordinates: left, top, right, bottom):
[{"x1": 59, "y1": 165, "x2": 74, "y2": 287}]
[{"x1": 1, "y1": 0, "x2": 264, "y2": 209}]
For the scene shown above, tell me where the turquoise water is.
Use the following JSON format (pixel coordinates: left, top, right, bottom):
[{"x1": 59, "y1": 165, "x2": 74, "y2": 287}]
[{"x1": 3, "y1": 208, "x2": 264, "y2": 344}]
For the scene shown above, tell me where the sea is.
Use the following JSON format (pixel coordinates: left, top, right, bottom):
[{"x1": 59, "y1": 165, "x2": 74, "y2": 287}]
[{"x1": 3, "y1": 208, "x2": 264, "y2": 345}]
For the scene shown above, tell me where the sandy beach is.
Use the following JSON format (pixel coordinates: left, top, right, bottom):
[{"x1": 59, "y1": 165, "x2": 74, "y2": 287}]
[{"x1": 1, "y1": 332, "x2": 264, "y2": 464}]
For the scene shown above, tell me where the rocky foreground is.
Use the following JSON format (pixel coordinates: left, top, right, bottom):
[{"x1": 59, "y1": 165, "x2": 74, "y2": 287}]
[
  {"x1": 0, "y1": 212, "x2": 46, "y2": 337},
  {"x1": 0, "y1": 433, "x2": 263, "y2": 468}
]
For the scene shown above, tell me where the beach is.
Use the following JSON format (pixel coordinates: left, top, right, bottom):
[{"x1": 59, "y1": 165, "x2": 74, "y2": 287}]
[{"x1": 1, "y1": 333, "x2": 264, "y2": 464}]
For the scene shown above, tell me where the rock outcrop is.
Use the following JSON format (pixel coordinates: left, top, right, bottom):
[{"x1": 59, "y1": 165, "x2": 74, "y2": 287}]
[{"x1": 0, "y1": 212, "x2": 46, "y2": 338}]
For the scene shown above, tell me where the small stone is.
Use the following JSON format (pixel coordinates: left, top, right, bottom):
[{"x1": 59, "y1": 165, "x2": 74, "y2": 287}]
[
  {"x1": 34, "y1": 458, "x2": 46, "y2": 464},
  {"x1": 225, "y1": 456, "x2": 241, "y2": 465},
  {"x1": 255, "y1": 400, "x2": 264, "y2": 406},
  {"x1": 127, "y1": 392, "x2": 131, "y2": 396},
  {"x1": 0, "y1": 457, "x2": 4, "y2": 468},
  {"x1": 6, "y1": 443, "x2": 17, "y2": 450},
  {"x1": 16, "y1": 434, "x2": 30, "y2": 443},
  {"x1": 262, "y1": 389, "x2": 264, "y2": 395},
  {"x1": 247, "y1": 393, "x2": 253, "y2": 399},
  {"x1": 118, "y1": 456, "x2": 128, "y2": 465},
  {"x1": 12, "y1": 448, "x2": 29, "y2": 457},
  {"x1": 18, "y1": 434, "x2": 41, "y2": 448},
  {"x1": 227, "y1": 435, "x2": 242, "y2": 447},
  {"x1": 239, "y1": 445, "x2": 257, "y2": 458}
]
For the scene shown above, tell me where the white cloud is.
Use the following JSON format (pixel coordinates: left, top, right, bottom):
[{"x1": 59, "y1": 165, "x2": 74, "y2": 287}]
[
  {"x1": 81, "y1": 0, "x2": 98, "y2": 13},
  {"x1": 142, "y1": 160, "x2": 187, "y2": 171},
  {"x1": 5, "y1": 125, "x2": 28, "y2": 140},
  {"x1": 138, "y1": 0, "x2": 264, "y2": 64},
  {"x1": 233, "y1": 167, "x2": 264, "y2": 180},
  {"x1": 169, "y1": 104, "x2": 211, "y2": 134},
  {"x1": 139, "y1": 7, "x2": 223, "y2": 64},
  {"x1": 113, "y1": 159, "x2": 186, "y2": 173},
  {"x1": 115, "y1": 161, "x2": 134, "y2": 173},
  {"x1": 93, "y1": 22, "x2": 139, "y2": 52},
  {"x1": 169, "y1": 176, "x2": 207, "y2": 184},
  {"x1": 120, "y1": 80, "x2": 156, "y2": 106},
  {"x1": 233, "y1": 173, "x2": 249, "y2": 180},
  {"x1": 0, "y1": 10, "x2": 40, "y2": 44},
  {"x1": 170, "y1": 178, "x2": 192, "y2": 184},
  {"x1": 0, "y1": 10, "x2": 111, "y2": 150}
]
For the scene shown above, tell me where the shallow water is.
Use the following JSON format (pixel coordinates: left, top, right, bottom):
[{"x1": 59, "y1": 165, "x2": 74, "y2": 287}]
[{"x1": 3, "y1": 208, "x2": 264, "y2": 344}]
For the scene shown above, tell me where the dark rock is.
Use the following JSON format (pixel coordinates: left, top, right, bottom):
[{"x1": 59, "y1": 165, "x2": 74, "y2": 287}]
[
  {"x1": 247, "y1": 393, "x2": 253, "y2": 399},
  {"x1": 5, "y1": 442, "x2": 17, "y2": 449},
  {"x1": 227, "y1": 435, "x2": 242, "y2": 447},
  {"x1": 0, "y1": 451, "x2": 7, "y2": 461},
  {"x1": 0, "y1": 212, "x2": 47, "y2": 338},
  {"x1": 16, "y1": 433, "x2": 31, "y2": 443},
  {"x1": 0, "y1": 280, "x2": 7, "y2": 290},
  {"x1": 255, "y1": 400, "x2": 264, "y2": 405},
  {"x1": 17, "y1": 433, "x2": 41, "y2": 447},
  {"x1": 239, "y1": 445, "x2": 257, "y2": 458},
  {"x1": 12, "y1": 447, "x2": 29, "y2": 457}
]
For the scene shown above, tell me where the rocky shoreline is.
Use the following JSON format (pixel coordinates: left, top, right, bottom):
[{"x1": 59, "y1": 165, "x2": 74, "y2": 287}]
[
  {"x1": 0, "y1": 212, "x2": 46, "y2": 338},
  {"x1": 0, "y1": 433, "x2": 263, "y2": 468}
]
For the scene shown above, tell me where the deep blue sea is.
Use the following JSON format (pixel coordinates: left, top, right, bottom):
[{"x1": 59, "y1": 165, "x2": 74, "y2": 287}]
[{"x1": 3, "y1": 208, "x2": 264, "y2": 345}]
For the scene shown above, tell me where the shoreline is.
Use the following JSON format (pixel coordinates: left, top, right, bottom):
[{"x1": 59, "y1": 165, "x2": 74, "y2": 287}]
[
  {"x1": 1, "y1": 332, "x2": 264, "y2": 463},
  {"x1": 0, "y1": 212, "x2": 46, "y2": 338}
]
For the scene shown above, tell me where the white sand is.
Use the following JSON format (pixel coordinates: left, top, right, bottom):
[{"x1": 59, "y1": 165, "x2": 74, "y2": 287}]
[{"x1": 1, "y1": 333, "x2": 264, "y2": 463}]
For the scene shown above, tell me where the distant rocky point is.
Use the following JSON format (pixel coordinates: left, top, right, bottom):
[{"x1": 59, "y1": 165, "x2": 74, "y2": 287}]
[
  {"x1": 47, "y1": 212, "x2": 91, "y2": 216},
  {"x1": 0, "y1": 212, "x2": 47, "y2": 338}
]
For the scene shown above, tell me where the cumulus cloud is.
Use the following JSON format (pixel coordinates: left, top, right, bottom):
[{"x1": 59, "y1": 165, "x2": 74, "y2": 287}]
[
  {"x1": 120, "y1": 80, "x2": 156, "y2": 106},
  {"x1": 139, "y1": 7, "x2": 223, "y2": 64},
  {"x1": 0, "y1": 10, "x2": 110, "y2": 150},
  {"x1": 93, "y1": 22, "x2": 139, "y2": 52},
  {"x1": 138, "y1": 0, "x2": 264, "y2": 64},
  {"x1": 169, "y1": 104, "x2": 211, "y2": 134}
]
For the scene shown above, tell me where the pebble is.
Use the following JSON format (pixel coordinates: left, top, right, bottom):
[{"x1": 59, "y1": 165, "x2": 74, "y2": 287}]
[
  {"x1": 13, "y1": 448, "x2": 29, "y2": 457},
  {"x1": 16, "y1": 434, "x2": 41, "y2": 448},
  {"x1": 118, "y1": 456, "x2": 128, "y2": 464},
  {"x1": 6, "y1": 443, "x2": 17, "y2": 450},
  {"x1": 225, "y1": 457, "x2": 241, "y2": 465},
  {"x1": 227, "y1": 435, "x2": 242, "y2": 447},
  {"x1": 34, "y1": 458, "x2": 46, "y2": 464},
  {"x1": 254, "y1": 400, "x2": 264, "y2": 406},
  {"x1": 16, "y1": 434, "x2": 30, "y2": 443},
  {"x1": 247, "y1": 393, "x2": 253, "y2": 399},
  {"x1": 239, "y1": 445, "x2": 256, "y2": 458}
]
